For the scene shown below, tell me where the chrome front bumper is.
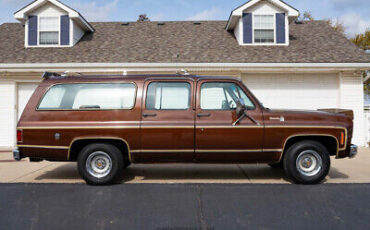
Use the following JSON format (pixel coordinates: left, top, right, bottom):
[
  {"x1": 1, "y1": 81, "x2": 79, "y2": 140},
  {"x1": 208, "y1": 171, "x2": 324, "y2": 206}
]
[
  {"x1": 13, "y1": 148, "x2": 21, "y2": 161},
  {"x1": 349, "y1": 144, "x2": 358, "y2": 158}
]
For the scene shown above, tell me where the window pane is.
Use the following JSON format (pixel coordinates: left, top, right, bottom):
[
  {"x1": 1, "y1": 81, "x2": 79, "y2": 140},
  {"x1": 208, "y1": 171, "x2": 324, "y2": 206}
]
[
  {"x1": 254, "y1": 15, "x2": 274, "y2": 29},
  {"x1": 201, "y1": 82, "x2": 254, "y2": 110},
  {"x1": 40, "y1": 32, "x2": 59, "y2": 45},
  {"x1": 38, "y1": 85, "x2": 66, "y2": 109},
  {"x1": 38, "y1": 83, "x2": 136, "y2": 110},
  {"x1": 39, "y1": 17, "x2": 59, "y2": 31},
  {"x1": 146, "y1": 82, "x2": 190, "y2": 110},
  {"x1": 254, "y1": 30, "x2": 274, "y2": 43}
]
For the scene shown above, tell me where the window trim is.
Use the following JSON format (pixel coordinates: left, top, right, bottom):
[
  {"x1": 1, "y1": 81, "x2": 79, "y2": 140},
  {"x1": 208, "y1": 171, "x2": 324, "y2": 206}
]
[
  {"x1": 252, "y1": 14, "x2": 275, "y2": 44},
  {"x1": 199, "y1": 81, "x2": 256, "y2": 111},
  {"x1": 38, "y1": 16, "x2": 60, "y2": 46},
  {"x1": 145, "y1": 81, "x2": 192, "y2": 111},
  {"x1": 36, "y1": 82, "x2": 138, "y2": 111}
]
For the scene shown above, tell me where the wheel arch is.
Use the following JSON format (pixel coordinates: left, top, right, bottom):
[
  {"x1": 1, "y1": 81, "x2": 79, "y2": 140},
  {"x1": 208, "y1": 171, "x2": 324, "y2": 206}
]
[
  {"x1": 68, "y1": 137, "x2": 132, "y2": 163},
  {"x1": 279, "y1": 134, "x2": 339, "y2": 162}
]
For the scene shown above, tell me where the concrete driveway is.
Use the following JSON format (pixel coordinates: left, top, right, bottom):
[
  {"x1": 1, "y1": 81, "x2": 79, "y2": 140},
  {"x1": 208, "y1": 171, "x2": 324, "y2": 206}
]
[{"x1": 0, "y1": 148, "x2": 369, "y2": 184}]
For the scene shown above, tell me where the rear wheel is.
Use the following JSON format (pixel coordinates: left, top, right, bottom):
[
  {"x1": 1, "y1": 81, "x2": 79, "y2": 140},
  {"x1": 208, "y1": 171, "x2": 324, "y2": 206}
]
[
  {"x1": 283, "y1": 141, "x2": 330, "y2": 184},
  {"x1": 77, "y1": 143, "x2": 124, "y2": 185}
]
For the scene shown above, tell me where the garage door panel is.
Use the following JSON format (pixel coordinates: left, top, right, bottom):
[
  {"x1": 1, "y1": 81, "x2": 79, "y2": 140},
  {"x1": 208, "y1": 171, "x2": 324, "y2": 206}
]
[
  {"x1": 0, "y1": 83, "x2": 16, "y2": 147},
  {"x1": 18, "y1": 83, "x2": 38, "y2": 119},
  {"x1": 243, "y1": 74, "x2": 338, "y2": 110}
]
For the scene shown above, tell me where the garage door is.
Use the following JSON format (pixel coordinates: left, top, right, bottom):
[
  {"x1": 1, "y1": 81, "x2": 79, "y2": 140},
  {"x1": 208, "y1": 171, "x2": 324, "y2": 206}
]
[
  {"x1": 242, "y1": 74, "x2": 339, "y2": 110},
  {"x1": 0, "y1": 83, "x2": 16, "y2": 147},
  {"x1": 18, "y1": 83, "x2": 39, "y2": 119}
]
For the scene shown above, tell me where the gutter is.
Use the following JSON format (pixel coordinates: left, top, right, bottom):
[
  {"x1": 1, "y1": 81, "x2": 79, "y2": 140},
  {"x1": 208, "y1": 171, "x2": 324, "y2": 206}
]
[{"x1": 0, "y1": 63, "x2": 369, "y2": 74}]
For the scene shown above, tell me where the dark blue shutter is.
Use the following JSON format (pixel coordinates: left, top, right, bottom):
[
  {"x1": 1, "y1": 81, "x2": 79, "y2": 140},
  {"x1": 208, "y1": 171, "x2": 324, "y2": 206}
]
[
  {"x1": 276, "y1": 13, "x2": 286, "y2": 44},
  {"x1": 28, "y1": 15, "x2": 37, "y2": 46},
  {"x1": 243, "y1": 13, "x2": 252, "y2": 44},
  {"x1": 60, "y1": 15, "x2": 70, "y2": 45}
]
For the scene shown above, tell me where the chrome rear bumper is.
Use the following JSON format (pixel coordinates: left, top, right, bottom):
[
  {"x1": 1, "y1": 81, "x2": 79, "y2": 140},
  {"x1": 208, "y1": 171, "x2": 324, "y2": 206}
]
[{"x1": 349, "y1": 144, "x2": 358, "y2": 158}]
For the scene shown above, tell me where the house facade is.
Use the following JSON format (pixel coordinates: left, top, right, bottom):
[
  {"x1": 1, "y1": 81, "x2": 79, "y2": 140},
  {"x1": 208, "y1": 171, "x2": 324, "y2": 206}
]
[{"x1": 0, "y1": 0, "x2": 369, "y2": 149}]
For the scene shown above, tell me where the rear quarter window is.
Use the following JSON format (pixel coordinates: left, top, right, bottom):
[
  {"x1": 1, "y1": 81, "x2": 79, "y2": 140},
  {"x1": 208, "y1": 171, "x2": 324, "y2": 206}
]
[{"x1": 38, "y1": 83, "x2": 136, "y2": 110}]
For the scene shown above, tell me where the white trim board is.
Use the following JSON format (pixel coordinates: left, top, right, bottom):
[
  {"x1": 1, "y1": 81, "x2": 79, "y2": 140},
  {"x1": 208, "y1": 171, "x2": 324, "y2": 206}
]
[{"x1": 0, "y1": 63, "x2": 369, "y2": 69}]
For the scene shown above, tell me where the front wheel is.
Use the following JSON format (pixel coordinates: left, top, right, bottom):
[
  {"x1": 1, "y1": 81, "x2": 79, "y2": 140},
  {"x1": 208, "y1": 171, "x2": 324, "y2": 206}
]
[
  {"x1": 77, "y1": 143, "x2": 124, "y2": 185},
  {"x1": 283, "y1": 141, "x2": 330, "y2": 184}
]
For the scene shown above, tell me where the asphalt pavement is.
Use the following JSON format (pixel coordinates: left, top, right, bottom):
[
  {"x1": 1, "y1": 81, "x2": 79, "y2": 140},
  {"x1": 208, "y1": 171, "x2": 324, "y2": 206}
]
[{"x1": 1, "y1": 183, "x2": 369, "y2": 230}]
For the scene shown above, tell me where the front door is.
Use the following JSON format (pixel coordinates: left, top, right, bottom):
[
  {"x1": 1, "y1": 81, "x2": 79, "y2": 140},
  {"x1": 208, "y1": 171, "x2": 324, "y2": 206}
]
[
  {"x1": 138, "y1": 79, "x2": 195, "y2": 162},
  {"x1": 195, "y1": 80, "x2": 265, "y2": 163}
]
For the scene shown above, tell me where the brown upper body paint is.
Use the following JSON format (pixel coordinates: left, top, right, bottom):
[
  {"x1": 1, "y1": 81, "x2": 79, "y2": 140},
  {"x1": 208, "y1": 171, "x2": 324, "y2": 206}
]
[{"x1": 16, "y1": 75, "x2": 354, "y2": 163}]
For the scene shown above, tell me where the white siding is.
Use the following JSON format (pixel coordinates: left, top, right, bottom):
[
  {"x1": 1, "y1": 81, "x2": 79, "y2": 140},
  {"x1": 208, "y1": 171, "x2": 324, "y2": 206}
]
[
  {"x1": 72, "y1": 20, "x2": 85, "y2": 46},
  {"x1": 339, "y1": 72, "x2": 364, "y2": 145},
  {"x1": 30, "y1": 2, "x2": 67, "y2": 16},
  {"x1": 242, "y1": 73, "x2": 338, "y2": 109},
  {"x1": 0, "y1": 82, "x2": 16, "y2": 147},
  {"x1": 247, "y1": 1, "x2": 284, "y2": 14},
  {"x1": 234, "y1": 19, "x2": 243, "y2": 45}
]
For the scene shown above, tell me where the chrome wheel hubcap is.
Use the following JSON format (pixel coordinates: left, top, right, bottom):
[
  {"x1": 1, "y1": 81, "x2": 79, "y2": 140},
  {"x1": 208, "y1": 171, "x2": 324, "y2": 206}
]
[
  {"x1": 296, "y1": 150, "x2": 322, "y2": 177},
  {"x1": 86, "y1": 151, "x2": 112, "y2": 178}
]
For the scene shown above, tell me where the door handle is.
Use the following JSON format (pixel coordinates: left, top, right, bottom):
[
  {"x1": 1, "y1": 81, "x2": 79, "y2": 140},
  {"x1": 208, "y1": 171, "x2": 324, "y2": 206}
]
[
  {"x1": 143, "y1": 113, "x2": 157, "y2": 118},
  {"x1": 197, "y1": 113, "x2": 211, "y2": 118}
]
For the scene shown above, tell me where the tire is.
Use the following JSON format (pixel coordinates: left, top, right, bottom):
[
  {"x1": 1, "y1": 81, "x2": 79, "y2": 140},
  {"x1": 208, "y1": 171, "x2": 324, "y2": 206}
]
[
  {"x1": 268, "y1": 162, "x2": 283, "y2": 168},
  {"x1": 283, "y1": 141, "x2": 330, "y2": 184},
  {"x1": 77, "y1": 143, "x2": 124, "y2": 185}
]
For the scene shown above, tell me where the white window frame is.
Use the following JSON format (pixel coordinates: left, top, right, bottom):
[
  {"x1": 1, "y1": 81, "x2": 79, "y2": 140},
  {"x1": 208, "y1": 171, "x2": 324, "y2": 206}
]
[
  {"x1": 38, "y1": 16, "x2": 60, "y2": 46},
  {"x1": 252, "y1": 14, "x2": 275, "y2": 45}
]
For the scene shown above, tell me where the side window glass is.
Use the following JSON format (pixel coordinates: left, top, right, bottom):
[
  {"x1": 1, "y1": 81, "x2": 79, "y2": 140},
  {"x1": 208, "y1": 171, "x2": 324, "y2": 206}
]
[
  {"x1": 146, "y1": 82, "x2": 191, "y2": 110},
  {"x1": 38, "y1": 83, "x2": 136, "y2": 110},
  {"x1": 72, "y1": 84, "x2": 135, "y2": 109},
  {"x1": 200, "y1": 82, "x2": 255, "y2": 110},
  {"x1": 38, "y1": 85, "x2": 66, "y2": 109}
]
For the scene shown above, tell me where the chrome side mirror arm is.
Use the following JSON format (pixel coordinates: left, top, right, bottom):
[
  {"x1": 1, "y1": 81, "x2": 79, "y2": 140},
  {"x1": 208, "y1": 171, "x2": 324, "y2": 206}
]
[{"x1": 232, "y1": 112, "x2": 260, "y2": 126}]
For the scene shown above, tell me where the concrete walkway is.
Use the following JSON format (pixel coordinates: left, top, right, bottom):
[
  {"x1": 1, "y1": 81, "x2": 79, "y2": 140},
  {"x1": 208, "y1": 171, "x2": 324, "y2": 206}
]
[{"x1": 0, "y1": 148, "x2": 369, "y2": 184}]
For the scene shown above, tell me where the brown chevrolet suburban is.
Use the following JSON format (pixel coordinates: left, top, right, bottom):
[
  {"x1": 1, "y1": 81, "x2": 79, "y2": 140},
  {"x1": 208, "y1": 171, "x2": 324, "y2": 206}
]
[{"x1": 14, "y1": 73, "x2": 357, "y2": 185}]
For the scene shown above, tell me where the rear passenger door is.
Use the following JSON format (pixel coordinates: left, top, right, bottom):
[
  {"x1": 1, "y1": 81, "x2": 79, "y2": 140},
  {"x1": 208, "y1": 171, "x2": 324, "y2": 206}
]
[{"x1": 138, "y1": 79, "x2": 195, "y2": 162}]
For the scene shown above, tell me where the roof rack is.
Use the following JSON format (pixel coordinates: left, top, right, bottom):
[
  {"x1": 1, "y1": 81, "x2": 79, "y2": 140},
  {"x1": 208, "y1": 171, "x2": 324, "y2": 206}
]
[{"x1": 42, "y1": 72, "x2": 63, "y2": 79}]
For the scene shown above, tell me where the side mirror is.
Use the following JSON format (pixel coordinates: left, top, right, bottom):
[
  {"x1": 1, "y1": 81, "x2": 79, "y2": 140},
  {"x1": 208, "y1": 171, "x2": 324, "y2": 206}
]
[{"x1": 236, "y1": 99, "x2": 246, "y2": 118}]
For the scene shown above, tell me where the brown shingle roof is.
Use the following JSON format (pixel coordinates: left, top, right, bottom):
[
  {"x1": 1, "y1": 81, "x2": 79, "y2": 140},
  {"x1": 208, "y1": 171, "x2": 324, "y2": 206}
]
[{"x1": 0, "y1": 20, "x2": 368, "y2": 63}]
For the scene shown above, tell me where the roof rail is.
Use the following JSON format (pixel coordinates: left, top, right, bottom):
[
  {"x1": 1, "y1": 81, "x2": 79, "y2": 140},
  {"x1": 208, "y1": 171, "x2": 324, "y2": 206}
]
[{"x1": 42, "y1": 72, "x2": 63, "y2": 79}]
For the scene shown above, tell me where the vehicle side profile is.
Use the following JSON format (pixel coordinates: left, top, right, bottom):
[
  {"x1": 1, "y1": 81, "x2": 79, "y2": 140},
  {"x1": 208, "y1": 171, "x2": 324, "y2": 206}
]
[{"x1": 14, "y1": 73, "x2": 357, "y2": 185}]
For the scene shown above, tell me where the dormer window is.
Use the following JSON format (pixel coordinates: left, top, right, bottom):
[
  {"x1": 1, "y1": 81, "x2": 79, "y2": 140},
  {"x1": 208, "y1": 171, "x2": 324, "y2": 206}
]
[
  {"x1": 254, "y1": 15, "x2": 274, "y2": 43},
  {"x1": 14, "y1": 0, "x2": 95, "y2": 48},
  {"x1": 226, "y1": 0, "x2": 299, "y2": 46},
  {"x1": 39, "y1": 17, "x2": 59, "y2": 45}
]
